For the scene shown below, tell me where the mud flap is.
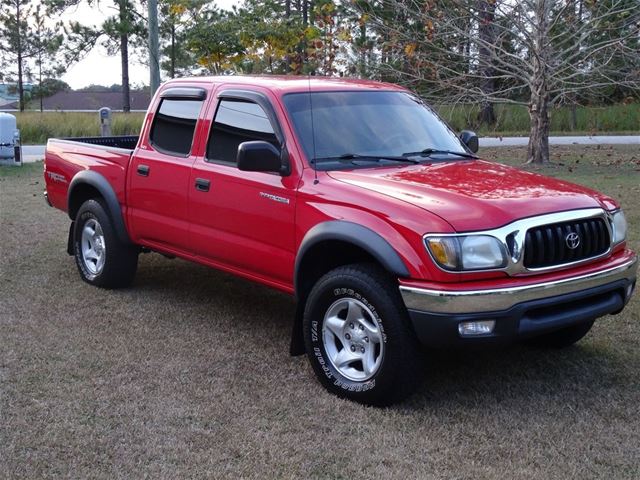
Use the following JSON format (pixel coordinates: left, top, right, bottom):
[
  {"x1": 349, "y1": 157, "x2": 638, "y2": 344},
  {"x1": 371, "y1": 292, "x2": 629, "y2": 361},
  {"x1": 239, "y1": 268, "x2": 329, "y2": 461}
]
[
  {"x1": 289, "y1": 300, "x2": 306, "y2": 356},
  {"x1": 67, "y1": 221, "x2": 75, "y2": 255}
]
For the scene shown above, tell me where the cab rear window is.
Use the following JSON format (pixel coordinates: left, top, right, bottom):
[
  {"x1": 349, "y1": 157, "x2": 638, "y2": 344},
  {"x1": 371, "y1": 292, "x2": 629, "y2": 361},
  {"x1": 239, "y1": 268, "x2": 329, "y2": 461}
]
[{"x1": 150, "y1": 99, "x2": 203, "y2": 156}]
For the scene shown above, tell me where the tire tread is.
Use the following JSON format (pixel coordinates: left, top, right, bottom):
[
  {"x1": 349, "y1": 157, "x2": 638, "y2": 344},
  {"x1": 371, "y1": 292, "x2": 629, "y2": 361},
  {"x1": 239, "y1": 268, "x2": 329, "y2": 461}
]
[
  {"x1": 74, "y1": 199, "x2": 138, "y2": 289},
  {"x1": 303, "y1": 262, "x2": 422, "y2": 406}
]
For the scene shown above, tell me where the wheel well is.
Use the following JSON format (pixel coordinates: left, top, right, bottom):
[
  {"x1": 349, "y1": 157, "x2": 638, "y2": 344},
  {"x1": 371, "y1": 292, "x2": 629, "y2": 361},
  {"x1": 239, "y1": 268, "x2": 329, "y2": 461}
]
[
  {"x1": 68, "y1": 184, "x2": 103, "y2": 220},
  {"x1": 296, "y1": 240, "x2": 387, "y2": 303},
  {"x1": 290, "y1": 240, "x2": 396, "y2": 356}
]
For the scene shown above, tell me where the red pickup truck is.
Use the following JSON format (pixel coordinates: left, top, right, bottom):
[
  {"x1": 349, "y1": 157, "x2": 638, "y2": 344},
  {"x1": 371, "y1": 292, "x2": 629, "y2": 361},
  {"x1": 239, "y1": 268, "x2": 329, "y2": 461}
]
[{"x1": 44, "y1": 76, "x2": 637, "y2": 405}]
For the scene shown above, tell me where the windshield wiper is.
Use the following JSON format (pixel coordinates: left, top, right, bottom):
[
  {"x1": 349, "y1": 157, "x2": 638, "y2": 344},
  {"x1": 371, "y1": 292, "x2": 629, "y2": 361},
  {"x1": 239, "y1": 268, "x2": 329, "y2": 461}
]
[
  {"x1": 314, "y1": 153, "x2": 421, "y2": 164},
  {"x1": 402, "y1": 148, "x2": 478, "y2": 159}
]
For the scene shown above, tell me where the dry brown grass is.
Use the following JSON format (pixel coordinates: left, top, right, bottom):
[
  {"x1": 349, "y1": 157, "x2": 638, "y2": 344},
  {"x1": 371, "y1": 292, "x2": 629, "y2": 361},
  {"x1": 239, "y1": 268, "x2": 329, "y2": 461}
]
[{"x1": 1, "y1": 146, "x2": 639, "y2": 479}]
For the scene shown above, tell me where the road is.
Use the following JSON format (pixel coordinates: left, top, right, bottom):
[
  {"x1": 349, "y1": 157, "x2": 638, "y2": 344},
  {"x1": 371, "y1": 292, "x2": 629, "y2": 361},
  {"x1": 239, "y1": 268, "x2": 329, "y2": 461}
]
[
  {"x1": 11, "y1": 135, "x2": 640, "y2": 163},
  {"x1": 22, "y1": 145, "x2": 47, "y2": 163},
  {"x1": 481, "y1": 135, "x2": 640, "y2": 147}
]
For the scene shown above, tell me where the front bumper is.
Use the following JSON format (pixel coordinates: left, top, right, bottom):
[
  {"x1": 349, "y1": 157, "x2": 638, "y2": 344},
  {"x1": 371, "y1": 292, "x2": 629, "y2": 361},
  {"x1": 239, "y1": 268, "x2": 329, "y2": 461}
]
[{"x1": 400, "y1": 255, "x2": 637, "y2": 346}]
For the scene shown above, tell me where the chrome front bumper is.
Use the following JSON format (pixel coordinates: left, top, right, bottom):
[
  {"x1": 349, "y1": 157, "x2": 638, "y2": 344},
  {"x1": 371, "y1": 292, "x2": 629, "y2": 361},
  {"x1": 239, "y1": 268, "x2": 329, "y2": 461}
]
[{"x1": 400, "y1": 256, "x2": 637, "y2": 315}]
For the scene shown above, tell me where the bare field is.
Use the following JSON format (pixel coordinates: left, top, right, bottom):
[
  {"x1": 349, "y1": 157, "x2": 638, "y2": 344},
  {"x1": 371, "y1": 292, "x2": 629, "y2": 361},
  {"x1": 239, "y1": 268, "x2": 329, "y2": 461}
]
[{"x1": 1, "y1": 146, "x2": 639, "y2": 479}]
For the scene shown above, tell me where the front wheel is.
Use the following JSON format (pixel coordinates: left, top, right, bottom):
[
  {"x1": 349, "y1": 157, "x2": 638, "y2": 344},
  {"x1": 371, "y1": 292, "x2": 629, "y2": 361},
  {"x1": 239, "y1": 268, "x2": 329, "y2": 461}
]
[
  {"x1": 303, "y1": 264, "x2": 422, "y2": 406},
  {"x1": 73, "y1": 199, "x2": 138, "y2": 288}
]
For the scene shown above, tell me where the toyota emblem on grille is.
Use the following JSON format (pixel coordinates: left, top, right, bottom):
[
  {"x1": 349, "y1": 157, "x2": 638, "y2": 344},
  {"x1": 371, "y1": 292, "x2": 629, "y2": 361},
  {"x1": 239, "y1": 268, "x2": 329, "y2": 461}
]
[{"x1": 565, "y1": 232, "x2": 580, "y2": 250}]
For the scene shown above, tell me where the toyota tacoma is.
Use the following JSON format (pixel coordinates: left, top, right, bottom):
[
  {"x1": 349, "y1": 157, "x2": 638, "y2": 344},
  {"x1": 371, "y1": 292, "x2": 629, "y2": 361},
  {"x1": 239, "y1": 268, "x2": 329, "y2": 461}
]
[{"x1": 44, "y1": 76, "x2": 637, "y2": 405}]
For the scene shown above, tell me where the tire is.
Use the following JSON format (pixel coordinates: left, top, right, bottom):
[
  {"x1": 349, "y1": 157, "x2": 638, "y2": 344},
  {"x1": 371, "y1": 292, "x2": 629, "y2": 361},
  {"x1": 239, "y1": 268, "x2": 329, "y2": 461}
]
[
  {"x1": 303, "y1": 263, "x2": 422, "y2": 406},
  {"x1": 73, "y1": 199, "x2": 138, "y2": 288},
  {"x1": 524, "y1": 319, "x2": 595, "y2": 348}
]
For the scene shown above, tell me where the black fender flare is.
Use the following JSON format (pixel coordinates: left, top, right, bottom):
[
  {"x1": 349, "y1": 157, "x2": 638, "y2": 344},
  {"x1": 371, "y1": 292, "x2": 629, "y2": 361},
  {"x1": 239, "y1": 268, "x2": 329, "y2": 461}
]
[
  {"x1": 294, "y1": 221, "x2": 410, "y2": 296},
  {"x1": 290, "y1": 221, "x2": 410, "y2": 356},
  {"x1": 67, "y1": 170, "x2": 132, "y2": 245}
]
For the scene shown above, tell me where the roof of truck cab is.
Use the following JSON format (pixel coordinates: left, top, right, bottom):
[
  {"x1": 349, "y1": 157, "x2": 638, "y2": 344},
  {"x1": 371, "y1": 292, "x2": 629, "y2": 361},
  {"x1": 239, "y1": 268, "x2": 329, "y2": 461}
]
[{"x1": 163, "y1": 75, "x2": 408, "y2": 94}]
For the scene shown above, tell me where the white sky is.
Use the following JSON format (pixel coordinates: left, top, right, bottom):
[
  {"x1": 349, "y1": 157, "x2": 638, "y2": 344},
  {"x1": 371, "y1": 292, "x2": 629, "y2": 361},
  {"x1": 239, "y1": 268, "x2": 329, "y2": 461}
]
[{"x1": 61, "y1": 0, "x2": 239, "y2": 89}]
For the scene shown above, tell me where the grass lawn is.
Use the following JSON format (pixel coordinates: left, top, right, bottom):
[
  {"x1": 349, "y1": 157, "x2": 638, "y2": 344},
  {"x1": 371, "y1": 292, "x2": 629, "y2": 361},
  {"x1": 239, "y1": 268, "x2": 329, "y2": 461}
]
[
  {"x1": 15, "y1": 112, "x2": 145, "y2": 145},
  {"x1": 439, "y1": 103, "x2": 640, "y2": 137},
  {"x1": 1, "y1": 146, "x2": 638, "y2": 478}
]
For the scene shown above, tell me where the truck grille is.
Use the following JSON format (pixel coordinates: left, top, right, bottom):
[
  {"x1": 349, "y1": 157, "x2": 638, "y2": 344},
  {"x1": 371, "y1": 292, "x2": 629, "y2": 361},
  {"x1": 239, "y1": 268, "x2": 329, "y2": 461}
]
[{"x1": 523, "y1": 218, "x2": 610, "y2": 269}]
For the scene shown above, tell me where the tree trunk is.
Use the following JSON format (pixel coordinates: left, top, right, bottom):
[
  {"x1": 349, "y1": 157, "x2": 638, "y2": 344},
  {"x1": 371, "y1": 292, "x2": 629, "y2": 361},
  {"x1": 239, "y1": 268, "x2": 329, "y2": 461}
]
[
  {"x1": 170, "y1": 23, "x2": 176, "y2": 78},
  {"x1": 567, "y1": 0, "x2": 581, "y2": 132},
  {"x1": 302, "y1": 0, "x2": 308, "y2": 26},
  {"x1": 477, "y1": 0, "x2": 496, "y2": 126},
  {"x1": 359, "y1": 22, "x2": 367, "y2": 76},
  {"x1": 16, "y1": 0, "x2": 24, "y2": 112},
  {"x1": 36, "y1": 11, "x2": 44, "y2": 113},
  {"x1": 527, "y1": 0, "x2": 551, "y2": 164},
  {"x1": 527, "y1": 93, "x2": 550, "y2": 164},
  {"x1": 121, "y1": 32, "x2": 131, "y2": 113},
  {"x1": 17, "y1": 51, "x2": 24, "y2": 112},
  {"x1": 301, "y1": 1, "x2": 312, "y2": 69},
  {"x1": 479, "y1": 103, "x2": 496, "y2": 126},
  {"x1": 148, "y1": 0, "x2": 160, "y2": 95},
  {"x1": 39, "y1": 57, "x2": 43, "y2": 112},
  {"x1": 285, "y1": 0, "x2": 291, "y2": 72}
]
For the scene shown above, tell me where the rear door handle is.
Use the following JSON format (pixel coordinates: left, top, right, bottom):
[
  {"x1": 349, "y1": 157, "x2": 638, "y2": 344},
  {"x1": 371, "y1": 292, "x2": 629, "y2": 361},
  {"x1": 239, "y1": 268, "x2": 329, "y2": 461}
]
[
  {"x1": 137, "y1": 164, "x2": 150, "y2": 176},
  {"x1": 195, "y1": 178, "x2": 210, "y2": 192}
]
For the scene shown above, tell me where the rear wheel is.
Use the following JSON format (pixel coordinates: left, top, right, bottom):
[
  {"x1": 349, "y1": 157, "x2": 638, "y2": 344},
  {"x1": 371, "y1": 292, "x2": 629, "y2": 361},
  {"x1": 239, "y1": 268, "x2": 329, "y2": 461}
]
[
  {"x1": 73, "y1": 199, "x2": 138, "y2": 288},
  {"x1": 303, "y1": 263, "x2": 422, "y2": 406},
  {"x1": 524, "y1": 320, "x2": 595, "y2": 348}
]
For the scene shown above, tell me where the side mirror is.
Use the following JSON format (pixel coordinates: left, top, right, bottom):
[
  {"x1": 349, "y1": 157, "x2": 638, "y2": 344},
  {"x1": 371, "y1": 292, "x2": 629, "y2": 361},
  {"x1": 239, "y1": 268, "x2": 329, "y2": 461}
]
[
  {"x1": 237, "y1": 141, "x2": 285, "y2": 174},
  {"x1": 460, "y1": 130, "x2": 479, "y2": 153}
]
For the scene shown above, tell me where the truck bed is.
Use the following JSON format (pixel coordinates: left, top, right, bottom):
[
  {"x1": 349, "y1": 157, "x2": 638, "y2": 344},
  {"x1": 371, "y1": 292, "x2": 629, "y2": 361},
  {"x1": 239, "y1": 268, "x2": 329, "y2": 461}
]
[{"x1": 44, "y1": 136, "x2": 137, "y2": 213}]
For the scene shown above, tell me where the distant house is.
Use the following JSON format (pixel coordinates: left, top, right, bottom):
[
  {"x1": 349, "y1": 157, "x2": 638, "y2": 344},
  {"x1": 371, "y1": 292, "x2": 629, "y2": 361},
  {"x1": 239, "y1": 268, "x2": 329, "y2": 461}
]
[
  {"x1": 33, "y1": 91, "x2": 151, "y2": 112},
  {"x1": 0, "y1": 98, "x2": 18, "y2": 110}
]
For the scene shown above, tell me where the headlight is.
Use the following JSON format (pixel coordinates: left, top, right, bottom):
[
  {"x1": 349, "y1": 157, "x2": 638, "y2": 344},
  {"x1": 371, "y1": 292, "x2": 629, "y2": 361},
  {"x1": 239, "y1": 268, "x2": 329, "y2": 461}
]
[
  {"x1": 611, "y1": 210, "x2": 627, "y2": 244},
  {"x1": 425, "y1": 235, "x2": 508, "y2": 271}
]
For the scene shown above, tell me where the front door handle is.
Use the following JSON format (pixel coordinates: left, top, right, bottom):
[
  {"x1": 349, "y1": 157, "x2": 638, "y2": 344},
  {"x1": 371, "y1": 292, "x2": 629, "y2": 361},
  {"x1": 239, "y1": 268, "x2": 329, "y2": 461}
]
[
  {"x1": 195, "y1": 178, "x2": 210, "y2": 192},
  {"x1": 137, "y1": 164, "x2": 150, "y2": 176}
]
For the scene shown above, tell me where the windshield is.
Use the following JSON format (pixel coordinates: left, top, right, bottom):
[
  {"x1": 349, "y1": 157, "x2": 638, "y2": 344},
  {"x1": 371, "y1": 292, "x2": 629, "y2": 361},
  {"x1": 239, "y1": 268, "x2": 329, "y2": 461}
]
[{"x1": 282, "y1": 91, "x2": 468, "y2": 170}]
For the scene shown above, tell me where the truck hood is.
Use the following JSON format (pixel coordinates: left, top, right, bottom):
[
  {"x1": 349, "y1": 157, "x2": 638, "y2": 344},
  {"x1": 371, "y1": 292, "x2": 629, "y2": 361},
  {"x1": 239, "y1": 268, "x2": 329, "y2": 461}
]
[{"x1": 328, "y1": 160, "x2": 617, "y2": 232}]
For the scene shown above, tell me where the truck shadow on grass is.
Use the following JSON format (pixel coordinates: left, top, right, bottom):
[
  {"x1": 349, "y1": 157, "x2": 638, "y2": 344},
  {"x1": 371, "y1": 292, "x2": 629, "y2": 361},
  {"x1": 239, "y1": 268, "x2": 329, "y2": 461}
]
[
  {"x1": 128, "y1": 255, "x2": 635, "y2": 411},
  {"x1": 413, "y1": 345, "x2": 630, "y2": 408}
]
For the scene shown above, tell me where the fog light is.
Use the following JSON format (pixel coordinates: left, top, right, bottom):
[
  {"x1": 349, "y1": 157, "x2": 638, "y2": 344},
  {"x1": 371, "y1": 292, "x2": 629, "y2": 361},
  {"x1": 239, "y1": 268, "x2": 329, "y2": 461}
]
[
  {"x1": 627, "y1": 282, "x2": 635, "y2": 299},
  {"x1": 458, "y1": 320, "x2": 496, "y2": 337}
]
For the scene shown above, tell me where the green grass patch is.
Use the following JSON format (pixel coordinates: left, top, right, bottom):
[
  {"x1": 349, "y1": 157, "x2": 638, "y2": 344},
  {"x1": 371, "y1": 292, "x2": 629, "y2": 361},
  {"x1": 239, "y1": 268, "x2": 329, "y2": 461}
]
[
  {"x1": 0, "y1": 161, "x2": 41, "y2": 178},
  {"x1": 10, "y1": 104, "x2": 640, "y2": 145},
  {"x1": 438, "y1": 103, "x2": 640, "y2": 136},
  {"x1": 15, "y1": 112, "x2": 145, "y2": 144}
]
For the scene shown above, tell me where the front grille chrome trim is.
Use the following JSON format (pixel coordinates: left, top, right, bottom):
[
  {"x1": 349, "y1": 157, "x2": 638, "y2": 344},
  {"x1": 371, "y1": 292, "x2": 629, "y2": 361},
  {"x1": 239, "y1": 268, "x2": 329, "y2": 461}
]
[{"x1": 424, "y1": 208, "x2": 615, "y2": 276}]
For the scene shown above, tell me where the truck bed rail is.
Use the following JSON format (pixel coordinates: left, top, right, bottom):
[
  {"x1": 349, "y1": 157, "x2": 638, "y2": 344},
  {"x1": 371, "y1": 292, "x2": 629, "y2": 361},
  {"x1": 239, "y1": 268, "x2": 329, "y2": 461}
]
[{"x1": 60, "y1": 135, "x2": 139, "y2": 150}]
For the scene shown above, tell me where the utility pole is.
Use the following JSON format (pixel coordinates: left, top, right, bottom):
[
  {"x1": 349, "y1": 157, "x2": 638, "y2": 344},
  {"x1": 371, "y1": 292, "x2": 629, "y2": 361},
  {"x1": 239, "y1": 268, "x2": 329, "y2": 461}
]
[
  {"x1": 118, "y1": 0, "x2": 131, "y2": 112},
  {"x1": 148, "y1": 0, "x2": 160, "y2": 95}
]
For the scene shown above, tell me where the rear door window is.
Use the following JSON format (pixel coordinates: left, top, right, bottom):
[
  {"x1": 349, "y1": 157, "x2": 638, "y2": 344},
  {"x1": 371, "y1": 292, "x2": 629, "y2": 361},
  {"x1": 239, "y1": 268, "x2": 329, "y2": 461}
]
[
  {"x1": 150, "y1": 98, "x2": 203, "y2": 156},
  {"x1": 206, "y1": 99, "x2": 278, "y2": 165}
]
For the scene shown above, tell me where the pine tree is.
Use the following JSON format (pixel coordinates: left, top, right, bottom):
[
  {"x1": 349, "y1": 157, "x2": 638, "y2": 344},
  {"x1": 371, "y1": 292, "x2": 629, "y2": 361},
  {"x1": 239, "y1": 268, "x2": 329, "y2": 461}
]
[{"x1": 0, "y1": 0, "x2": 32, "y2": 111}]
